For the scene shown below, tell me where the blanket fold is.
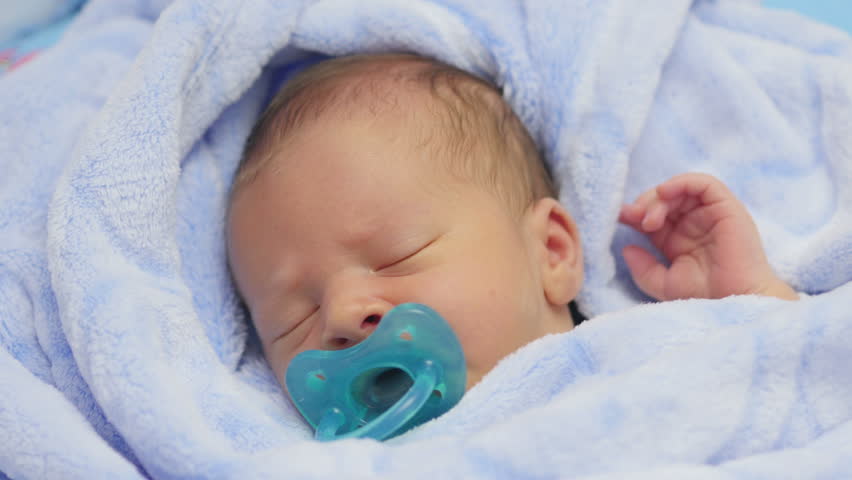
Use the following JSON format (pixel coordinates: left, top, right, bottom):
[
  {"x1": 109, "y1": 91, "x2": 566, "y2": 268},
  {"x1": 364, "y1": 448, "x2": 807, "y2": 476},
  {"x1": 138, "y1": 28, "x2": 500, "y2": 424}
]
[{"x1": 1, "y1": 0, "x2": 851, "y2": 478}]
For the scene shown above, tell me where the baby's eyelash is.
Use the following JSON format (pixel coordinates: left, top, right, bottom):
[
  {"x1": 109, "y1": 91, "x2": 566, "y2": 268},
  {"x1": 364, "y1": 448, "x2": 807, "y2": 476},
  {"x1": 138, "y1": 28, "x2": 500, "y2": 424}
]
[
  {"x1": 374, "y1": 236, "x2": 440, "y2": 272},
  {"x1": 271, "y1": 305, "x2": 319, "y2": 344}
]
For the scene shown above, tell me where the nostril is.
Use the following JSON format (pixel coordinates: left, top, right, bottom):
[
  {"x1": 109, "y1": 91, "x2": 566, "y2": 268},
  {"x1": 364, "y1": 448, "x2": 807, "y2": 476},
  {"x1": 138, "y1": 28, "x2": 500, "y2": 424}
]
[{"x1": 362, "y1": 314, "x2": 381, "y2": 329}]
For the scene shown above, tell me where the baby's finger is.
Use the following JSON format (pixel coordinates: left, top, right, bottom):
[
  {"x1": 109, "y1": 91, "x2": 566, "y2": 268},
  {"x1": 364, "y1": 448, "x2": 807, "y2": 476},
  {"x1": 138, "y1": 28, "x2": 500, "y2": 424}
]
[
  {"x1": 633, "y1": 187, "x2": 661, "y2": 210},
  {"x1": 622, "y1": 245, "x2": 667, "y2": 301},
  {"x1": 673, "y1": 194, "x2": 700, "y2": 218},
  {"x1": 621, "y1": 186, "x2": 665, "y2": 231},
  {"x1": 656, "y1": 173, "x2": 730, "y2": 206},
  {"x1": 618, "y1": 203, "x2": 645, "y2": 227},
  {"x1": 641, "y1": 201, "x2": 669, "y2": 232}
]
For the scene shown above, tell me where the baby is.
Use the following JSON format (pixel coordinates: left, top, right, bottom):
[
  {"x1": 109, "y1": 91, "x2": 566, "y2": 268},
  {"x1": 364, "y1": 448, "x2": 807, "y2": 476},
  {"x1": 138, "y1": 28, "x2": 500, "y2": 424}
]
[{"x1": 226, "y1": 53, "x2": 797, "y2": 392}]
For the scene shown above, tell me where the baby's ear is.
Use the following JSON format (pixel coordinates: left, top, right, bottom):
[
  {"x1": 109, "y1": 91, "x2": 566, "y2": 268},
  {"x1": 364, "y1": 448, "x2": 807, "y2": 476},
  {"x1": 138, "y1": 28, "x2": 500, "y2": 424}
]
[{"x1": 526, "y1": 198, "x2": 583, "y2": 306}]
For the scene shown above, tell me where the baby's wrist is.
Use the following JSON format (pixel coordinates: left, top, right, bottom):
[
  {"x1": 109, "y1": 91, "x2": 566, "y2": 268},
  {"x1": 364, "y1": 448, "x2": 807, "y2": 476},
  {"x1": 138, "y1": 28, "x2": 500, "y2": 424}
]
[{"x1": 755, "y1": 276, "x2": 799, "y2": 301}]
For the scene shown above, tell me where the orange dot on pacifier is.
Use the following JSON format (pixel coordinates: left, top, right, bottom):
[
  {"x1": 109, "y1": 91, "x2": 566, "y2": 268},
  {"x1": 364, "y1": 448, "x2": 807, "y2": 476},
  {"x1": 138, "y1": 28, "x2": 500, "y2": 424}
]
[
  {"x1": 399, "y1": 331, "x2": 413, "y2": 341},
  {"x1": 306, "y1": 370, "x2": 328, "y2": 392}
]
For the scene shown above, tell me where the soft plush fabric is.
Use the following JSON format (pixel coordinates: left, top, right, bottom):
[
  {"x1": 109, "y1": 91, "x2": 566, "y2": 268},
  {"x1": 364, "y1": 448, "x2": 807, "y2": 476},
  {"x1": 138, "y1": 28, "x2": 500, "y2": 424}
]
[
  {"x1": 0, "y1": 0, "x2": 87, "y2": 74},
  {"x1": 1, "y1": 0, "x2": 850, "y2": 478}
]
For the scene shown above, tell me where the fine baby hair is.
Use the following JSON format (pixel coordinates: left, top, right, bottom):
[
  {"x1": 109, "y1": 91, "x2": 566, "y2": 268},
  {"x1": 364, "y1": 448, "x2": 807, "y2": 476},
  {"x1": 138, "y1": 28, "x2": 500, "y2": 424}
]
[{"x1": 231, "y1": 52, "x2": 558, "y2": 216}]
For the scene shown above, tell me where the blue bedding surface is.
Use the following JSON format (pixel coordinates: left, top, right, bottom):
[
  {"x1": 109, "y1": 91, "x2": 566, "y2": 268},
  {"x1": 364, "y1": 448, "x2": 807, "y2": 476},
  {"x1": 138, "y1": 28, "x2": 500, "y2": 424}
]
[{"x1": 1, "y1": 1, "x2": 851, "y2": 478}]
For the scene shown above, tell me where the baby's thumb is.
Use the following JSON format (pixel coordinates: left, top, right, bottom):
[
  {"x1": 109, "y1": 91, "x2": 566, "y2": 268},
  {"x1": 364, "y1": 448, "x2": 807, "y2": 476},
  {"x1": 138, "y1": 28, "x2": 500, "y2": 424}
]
[{"x1": 623, "y1": 245, "x2": 667, "y2": 301}]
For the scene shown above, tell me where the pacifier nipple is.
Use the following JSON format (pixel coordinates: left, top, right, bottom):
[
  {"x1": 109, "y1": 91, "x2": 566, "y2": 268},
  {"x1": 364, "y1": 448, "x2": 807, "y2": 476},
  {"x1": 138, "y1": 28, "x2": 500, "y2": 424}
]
[{"x1": 285, "y1": 303, "x2": 466, "y2": 441}]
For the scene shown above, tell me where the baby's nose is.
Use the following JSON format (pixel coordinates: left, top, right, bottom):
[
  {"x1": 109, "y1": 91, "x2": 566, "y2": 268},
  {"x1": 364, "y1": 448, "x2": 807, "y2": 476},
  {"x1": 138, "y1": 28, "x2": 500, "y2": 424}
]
[{"x1": 320, "y1": 298, "x2": 390, "y2": 350}]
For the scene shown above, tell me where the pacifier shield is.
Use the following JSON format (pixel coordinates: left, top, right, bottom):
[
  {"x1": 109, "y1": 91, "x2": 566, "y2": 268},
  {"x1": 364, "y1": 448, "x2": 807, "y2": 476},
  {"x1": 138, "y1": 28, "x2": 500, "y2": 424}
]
[{"x1": 285, "y1": 303, "x2": 466, "y2": 441}]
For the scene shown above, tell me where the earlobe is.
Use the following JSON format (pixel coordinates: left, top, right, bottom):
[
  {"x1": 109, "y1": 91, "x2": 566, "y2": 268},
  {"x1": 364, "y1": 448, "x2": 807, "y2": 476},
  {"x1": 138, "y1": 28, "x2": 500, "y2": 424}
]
[{"x1": 528, "y1": 198, "x2": 583, "y2": 306}]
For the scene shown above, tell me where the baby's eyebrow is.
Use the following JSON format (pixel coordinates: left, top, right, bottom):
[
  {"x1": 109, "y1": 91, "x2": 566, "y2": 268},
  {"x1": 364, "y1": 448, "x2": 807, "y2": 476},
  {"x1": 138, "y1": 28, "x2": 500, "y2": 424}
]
[
  {"x1": 265, "y1": 258, "x2": 308, "y2": 298},
  {"x1": 336, "y1": 210, "x2": 395, "y2": 250}
]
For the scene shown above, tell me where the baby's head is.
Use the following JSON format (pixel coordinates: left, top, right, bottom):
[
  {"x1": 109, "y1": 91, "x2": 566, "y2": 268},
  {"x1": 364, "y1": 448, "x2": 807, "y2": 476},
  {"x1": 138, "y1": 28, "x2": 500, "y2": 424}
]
[{"x1": 227, "y1": 53, "x2": 583, "y2": 390}]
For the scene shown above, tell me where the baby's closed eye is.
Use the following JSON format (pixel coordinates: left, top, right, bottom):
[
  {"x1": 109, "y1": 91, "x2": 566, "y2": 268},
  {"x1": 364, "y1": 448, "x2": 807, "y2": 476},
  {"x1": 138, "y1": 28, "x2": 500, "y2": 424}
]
[
  {"x1": 269, "y1": 303, "x2": 319, "y2": 345},
  {"x1": 374, "y1": 235, "x2": 443, "y2": 276}
]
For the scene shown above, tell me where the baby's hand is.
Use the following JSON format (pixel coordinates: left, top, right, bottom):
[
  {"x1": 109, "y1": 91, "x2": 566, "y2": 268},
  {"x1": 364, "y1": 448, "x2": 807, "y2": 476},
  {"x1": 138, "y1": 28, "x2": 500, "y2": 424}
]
[{"x1": 618, "y1": 173, "x2": 797, "y2": 301}]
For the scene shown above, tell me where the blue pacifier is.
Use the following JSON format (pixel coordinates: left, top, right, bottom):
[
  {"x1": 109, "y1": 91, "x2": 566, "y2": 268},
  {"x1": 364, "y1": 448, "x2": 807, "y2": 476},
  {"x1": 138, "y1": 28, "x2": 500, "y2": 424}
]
[{"x1": 285, "y1": 303, "x2": 466, "y2": 441}]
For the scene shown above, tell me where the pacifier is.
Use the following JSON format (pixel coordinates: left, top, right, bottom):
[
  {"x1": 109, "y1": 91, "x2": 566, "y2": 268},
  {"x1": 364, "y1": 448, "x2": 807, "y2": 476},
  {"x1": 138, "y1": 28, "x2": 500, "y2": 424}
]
[{"x1": 285, "y1": 303, "x2": 466, "y2": 441}]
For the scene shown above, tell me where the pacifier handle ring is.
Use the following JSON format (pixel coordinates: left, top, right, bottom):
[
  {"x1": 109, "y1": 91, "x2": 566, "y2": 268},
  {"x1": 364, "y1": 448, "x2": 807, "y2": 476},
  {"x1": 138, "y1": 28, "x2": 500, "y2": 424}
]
[{"x1": 315, "y1": 362, "x2": 438, "y2": 441}]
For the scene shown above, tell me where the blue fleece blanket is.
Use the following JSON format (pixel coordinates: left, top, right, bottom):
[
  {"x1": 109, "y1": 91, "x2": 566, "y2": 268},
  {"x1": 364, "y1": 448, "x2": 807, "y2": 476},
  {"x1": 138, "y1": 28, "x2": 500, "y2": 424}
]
[{"x1": 1, "y1": 0, "x2": 851, "y2": 478}]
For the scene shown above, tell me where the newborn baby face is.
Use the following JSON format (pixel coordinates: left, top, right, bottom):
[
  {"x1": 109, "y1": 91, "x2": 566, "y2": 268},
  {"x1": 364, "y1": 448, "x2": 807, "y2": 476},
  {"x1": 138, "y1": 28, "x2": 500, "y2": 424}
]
[{"x1": 228, "y1": 109, "x2": 575, "y2": 391}]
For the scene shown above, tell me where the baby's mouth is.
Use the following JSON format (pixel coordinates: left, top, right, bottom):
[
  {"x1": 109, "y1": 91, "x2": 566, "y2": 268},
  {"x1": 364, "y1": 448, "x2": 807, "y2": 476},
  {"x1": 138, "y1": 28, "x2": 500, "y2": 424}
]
[{"x1": 284, "y1": 303, "x2": 466, "y2": 441}]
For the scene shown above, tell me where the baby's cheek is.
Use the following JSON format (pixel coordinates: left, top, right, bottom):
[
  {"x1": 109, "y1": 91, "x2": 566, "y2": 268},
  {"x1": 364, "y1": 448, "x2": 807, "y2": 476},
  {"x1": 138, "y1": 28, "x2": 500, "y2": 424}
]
[
  {"x1": 417, "y1": 267, "x2": 520, "y2": 363},
  {"x1": 262, "y1": 350, "x2": 287, "y2": 390},
  {"x1": 257, "y1": 338, "x2": 298, "y2": 392}
]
